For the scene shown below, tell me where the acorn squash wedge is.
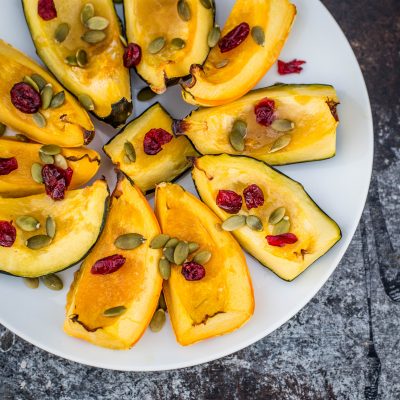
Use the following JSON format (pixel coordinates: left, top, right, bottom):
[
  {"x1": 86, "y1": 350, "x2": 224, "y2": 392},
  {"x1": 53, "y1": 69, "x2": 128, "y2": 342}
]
[
  {"x1": 192, "y1": 155, "x2": 341, "y2": 281},
  {"x1": 155, "y1": 182, "x2": 254, "y2": 346},
  {"x1": 181, "y1": 0, "x2": 296, "y2": 106},
  {"x1": 124, "y1": 0, "x2": 214, "y2": 94},
  {"x1": 0, "y1": 40, "x2": 94, "y2": 146},
  {"x1": 103, "y1": 103, "x2": 198, "y2": 193},
  {"x1": 64, "y1": 176, "x2": 162, "y2": 350},
  {"x1": 176, "y1": 84, "x2": 339, "y2": 165},
  {"x1": 22, "y1": 0, "x2": 132, "y2": 127},
  {"x1": 0, "y1": 180, "x2": 108, "y2": 277},
  {"x1": 0, "y1": 138, "x2": 100, "y2": 197}
]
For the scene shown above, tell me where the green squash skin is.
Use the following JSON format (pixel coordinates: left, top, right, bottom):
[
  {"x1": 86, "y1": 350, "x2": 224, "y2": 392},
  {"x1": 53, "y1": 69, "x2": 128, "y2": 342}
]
[{"x1": 192, "y1": 154, "x2": 342, "y2": 282}]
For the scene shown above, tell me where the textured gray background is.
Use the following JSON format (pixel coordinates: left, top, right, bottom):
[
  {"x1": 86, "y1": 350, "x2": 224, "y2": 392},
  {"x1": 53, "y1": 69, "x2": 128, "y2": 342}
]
[{"x1": 1, "y1": 0, "x2": 399, "y2": 399}]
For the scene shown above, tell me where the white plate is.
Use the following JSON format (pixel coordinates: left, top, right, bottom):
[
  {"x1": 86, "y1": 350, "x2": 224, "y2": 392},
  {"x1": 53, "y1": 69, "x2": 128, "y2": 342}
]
[{"x1": 0, "y1": 0, "x2": 373, "y2": 371}]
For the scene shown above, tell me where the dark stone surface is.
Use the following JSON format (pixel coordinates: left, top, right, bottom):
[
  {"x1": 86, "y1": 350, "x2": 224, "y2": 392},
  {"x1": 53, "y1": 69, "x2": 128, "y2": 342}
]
[{"x1": 1, "y1": 0, "x2": 399, "y2": 399}]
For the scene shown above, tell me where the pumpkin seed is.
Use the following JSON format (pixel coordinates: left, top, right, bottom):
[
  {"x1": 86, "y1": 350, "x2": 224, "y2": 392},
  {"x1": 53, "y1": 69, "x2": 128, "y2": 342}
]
[
  {"x1": 171, "y1": 37, "x2": 186, "y2": 50},
  {"x1": 114, "y1": 233, "x2": 146, "y2": 250},
  {"x1": 214, "y1": 59, "x2": 229, "y2": 69},
  {"x1": 174, "y1": 241, "x2": 189, "y2": 265},
  {"x1": 31, "y1": 74, "x2": 47, "y2": 91},
  {"x1": 23, "y1": 277, "x2": 39, "y2": 289},
  {"x1": 271, "y1": 119, "x2": 295, "y2": 132},
  {"x1": 46, "y1": 216, "x2": 56, "y2": 239},
  {"x1": 76, "y1": 49, "x2": 88, "y2": 67},
  {"x1": 200, "y1": 0, "x2": 212, "y2": 9},
  {"x1": 246, "y1": 215, "x2": 263, "y2": 231},
  {"x1": 165, "y1": 237, "x2": 179, "y2": 248},
  {"x1": 39, "y1": 152, "x2": 54, "y2": 164},
  {"x1": 229, "y1": 129, "x2": 245, "y2": 152},
  {"x1": 137, "y1": 87, "x2": 157, "y2": 101},
  {"x1": 41, "y1": 84, "x2": 53, "y2": 110},
  {"x1": 251, "y1": 26, "x2": 265, "y2": 46},
  {"x1": 123, "y1": 141, "x2": 136, "y2": 163},
  {"x1": 78, "y1": 93, "x2": 95, "y2": 111},
  {"x1": 208, "y1": 25, "x2": 221, "y2": 48},
  {"x1": 103, "y1": 305, "x2": 127, "y2": 317},
  {"x1": 33, "y1": 112, "x2": 46, "y2": 128},
  {"x1": 269, "y1": 134, "x2": 292, "y2": 153},
  {"x1": 54, "y1": 154, "x2": 68, "y2": 169},
  {"x1": 81, "y1": 30, "x2": 106, "y2": 44},
  {"x1": 163, "y1": 247, "x2": 175, "y2": 263},
  {"x1": 221, "y1": 215, "x2": 246, "y2": 231},
  {"x1": 272, "y1": 218, "x2": 291, "y2": 235},
  {"x1": 232, "y1": 120, "x2": 247, "y2": 137},
  {"x1": 31, "y1": 163, "x2": 43, "y2": 184},
  {"x1": 159, "y1": 258, "x2": 171, "y2": 280},
  {"x1": 119, "y1": 34, "x2": 127, "y2": 47},
  {"x1": 150, "y1": 309, "x2": 166, "y2": 332},
  {"x1": 86, "y1": 16, "x2": 109, "y2": 31},
  {"x1": 42, "y1": 274, "x2": 63, "y2": 291},
  {"x1": 80, "y1": 3, "x2": 95, "y2": 24},
  {"x1": 50, "y1": 91, "x2": 65, "y2": 109},
  {"x1": 158, "y1": 292, "x2": 167, "y2": 311},
  {"x1": 23, "y1": 75, "x2": 40, "y2": 92},
  {"x1": 193, "y1": 250, "x2": 211, "y2": 265},
  {"x1": 177, "y1": 0, "x2": 191, "y2": 21},
  {"x1": 40, "y1": 144, "x2": 61, "y2": 156},
  {"x1": 16, "y1": 216, "x2": 40, "y2": 232},
  {"x1": 148, "y1": 37, "x2": 166, "y2": 54},
  {"x1": 150, "y1": 234, "x2": 170, "y2": 249},
  {"x1": 54, "y1": 23, "x2": 70, "y2": 43},
  {"x1": 0, "y1": 123, "x2": 6, "y2": 136},
  {"x1": 269, "y1": 207, "x2": 286, "y2": 225},
  {"x1": 188, "y1": 242, "x2": 200, "y2": 253},
  {"x1": 65, "y1": 55, "x2": 78, "y2": 66},
  {"x1": 15, "y1": 134, "x2": 29, "y2": 142},
  {"x1": 26, "y1": 235, "x2": 52, "y2": 250}
]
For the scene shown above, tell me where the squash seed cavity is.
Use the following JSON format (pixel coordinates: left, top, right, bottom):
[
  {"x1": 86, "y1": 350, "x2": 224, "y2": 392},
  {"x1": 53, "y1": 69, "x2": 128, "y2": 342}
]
[
  {"x1": 193, "y1": 250, "x2": 212, "y2": 265},
  {"x1": 33, "y1": 112, "x2": 46, "y2": 128},
  {"x1": 174, "y1": 241, "x2": 189, "y2": 265},
  {"x1": 26, "y1": 235, "x2": 52, "y2": 250},
  {"x1": 124, "y1": 141, "x2": 136, "y2": 163},
  {"x1": 114, "y1": 233, "x2": 145, "y2": 250},
  {"x1": 269, "y1": 134, "x2": 291, "y2": 153},
  {"x1": 148, "y1": 37, "x2": 166, "y2": 54},
  {"x1": 42, "y1": 274, "x2": 63, "y2": 291},
  {"x1": 222, "y1": 215, "x2": 246, "y2": 231},
  {"x1": 150, "y1": 309, "x2": 166, "y2": 332},
  {"x1": 31, "y1": 163, "x2": 43, "y2": 184},
  {"x1": 16, "y1": 216, "x2": 40, "y2": 232},
  {"x1": 150, "y1": 234, "x2": 170, "y2": 249},
  {"x1": 54, "y1": 23, "x2": 70, "y2": 43},
  {"x1": 271, "y1": 119, "x2": 295, "y2": 132},
  {"x1": 46, "y1": 216, "x2": 56, "y2": 239},
  {"x1": 103, "y1": 305, "x2": 127, "y2": 317},
  {"x1": 177, "y1": 0, "x2": 191, "y2": 21},
  {"x1": 251, "y1": 26, "x2": 265, "y2": 46},
  {"x1": 208, "y1": 26, "x2": 221, "y2": 48},
  {"x1": 159, "y1": 258, "x2": 171, "y2": 280},
  {"x1": 24, "y1": 277, "x2": 39, "y2": 289}
]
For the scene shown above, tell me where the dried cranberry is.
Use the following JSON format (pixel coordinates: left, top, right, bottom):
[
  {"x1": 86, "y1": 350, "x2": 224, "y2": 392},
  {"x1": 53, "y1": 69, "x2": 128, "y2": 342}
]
[
  {"x1": 123, "y1": 43, "x2": 142, "y2": 68},
  {"x1": 42, "y1": 164, "x2": 73, "y2": 201},
  {"x1": 0, "y1": 221, "x2": 16, "y2": 248},
  {"x1": 243, "y1": 184, "x2": 264, "y2": 210},
  {"x1": 38, "y1": 0, "x2": 57, "y2": 20},
  {"x1": 218, "y1": 22, "x2": 250, "y2": 53},
  {"x1": 254, "y1": 98, "x2": 276, "y2": 127},
  {"x1": 277, "y1": 59, "x2": 306, "y2": 75},
  {"x1": 266, "y1": 233, "x2": 298, "y2": 247},
  {"x1": 0, "y1": 157, "x2": 18, "y2": 176},
  {"x1": 216, "y1": 190, "x2": 242, "y2": 214},
  {"x1": 10, "y1": 83, "x2": 41, "y2": 114},
  {"x1": 91, "y1": 254, "x2": 126, "y2": 275},
  {"x1": 143, "y1": 128, "x2": 173, "y2": 155},
  {"x1": 181, "y1": 261, "x2": 206, "y2": 281}
]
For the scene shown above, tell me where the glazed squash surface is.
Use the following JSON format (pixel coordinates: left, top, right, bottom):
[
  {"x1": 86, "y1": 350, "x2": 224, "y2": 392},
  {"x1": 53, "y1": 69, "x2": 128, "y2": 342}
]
[
  {"x1": 155, "y1": 183, "x2": 254, "y2": 346},
  {"x1": 64, "y1": 177, "x2": 163, "y2": 349}
]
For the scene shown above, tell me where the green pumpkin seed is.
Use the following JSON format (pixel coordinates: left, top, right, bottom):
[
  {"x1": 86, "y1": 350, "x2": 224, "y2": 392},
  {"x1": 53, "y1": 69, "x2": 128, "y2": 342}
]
[
  {"x1": 137, "y1": 87, "x2": 157, "y2": 101},
  {"x1": 76, "y1": 48, "x2": 88, "y2": 68},
  {"x1": 80, "y1": 3, "x2": 95, "y2": 24},
  {"x1": 54, "y1": 154, "x2": 68, "y2": 169},
  {"x1": 0, "y1": 123, "x2": 6, "y2": 136},
  {"x1": 103, "y1": 305, "x2": 127, "y2": 317},
  {"x1": 158, "y1": 292, "x2": 167, "y2": 311},
  {"x1": 193, "y1": 250, "x2": 212, "y2": 265},
  {"x1": 268, "y1": 207, "x2": 286, "y2": 225},
  {"x1": 148, "y1": 37, "x2": 166, "y2": 54},
  {"x1": 174, "y1": 241, "x2": 189, "y2": 265},
  {"x1": 16, "y1": 216, "x2": 40, "y2": 232},
  {"x1": 251, "y1": 26, "x2": 265, "y2": 46},
  {"x1": 31, "y1": 163, "x2": 43, "y2": 184},
  {"x1": 246, "y1": 215, "x2": 263, "y2": 231},
  {"x1": 39, "y1": 152, "x2": 54, "y2": 164},
  {"x1": 81, "y1": 30, "x2": 106, "y2": 44},
  {"x1": 114, "y1": 233, "x2": 146, "y2": 250},
  {"x1": 24, "y1": 277, "x2": 39, "y2": 289},
  {"x1": 165, "y1": 237, "x2": 179, "y2": 248},
  {"x1": 208, "y1": 25, "x2": 221, "y2": 48},
  {"x1": 78, "y1": 93, "x2": 95, "y2": 111},
  {"x1": 124, "y1": 141, "x2": 136, "y2": 163},
  {"x1": 65, "y1": 55, "x2": 78, "y2": 66},
  {"x1": 200, "y1": 0, "x2": 212, "y2": 9},
  {"x1": 150, "y1": 234, "x2": 170, "y2": 249},
  {"x1": 271, "y1": 119, "x2": 295, "y2": 132},
  {"x1": 15, "y1": 134, "x2": 29, "y2": 142},
  {"x1": 229, "y1": 129, "x2": 245, "y2": 152},
  {"x1": 50, "y1": 91, "x2": 65, "y2": 109},
  {"x1": 31, "y1": 74, "x2": 47, "y2": 91},
  {"x1": 41, "y1": 84, "x2": 53, "y2": 110},
  {"x1": 177, "y1": 0, "x2": 191, "y2": 21},
  {"x1": 221, "y1": 215, "x2": 246, "y2": 231},
  {"x1": 40, "y1": 144, "x2": 61, "y2": 156},
  {"x1": 33, "y1": 112, "x2": 46, "y2": 128},
  {"x1": 214, "y1": 59, "x2": 229, "y2": 69},
  {"x1": 42, "y1": 274, "x2": 63, "y2": 291},
  {"x1": 26, "y1": 235, "x2": 52, "y2": 250},
  {"x1": 188, "y1": 242, "x2": 200, "y2": 253},
  {"x1": 272, "y1": 218, "x2": 291, "y2": 235},
  {"x1": 159, "y1": 258, "x2": 171, "y2": 280},
  {"x1": 46, "y1": 216, "x2": 56, "y2": 239},
  {"x1": 163, "y1": 247, "x2": 175, "y2": 263},
  {"x1": 171, "y1": 38, "x2": 186, "y2": 50},
  {"x1": 119, "y1": 34, "x2": 127, "y2": 47},
  {"x1": 269, "y1": 134, "x2": 292, "y2": 153},
  {"x1": 232, "y1": 120, "x2": 247, "y2": 138},
  {"x1": 149, "y1": 309, "x2": 166, "y2": 332},
  {"x1": 23, "y1": 75, "x2": 40, "y2": 92},
  {"x1": 54, "y1": 23, "x2": 70, "y2": 43},
  {"x1": 86, "y1": 16, "x2": 109, "y2": 31}
]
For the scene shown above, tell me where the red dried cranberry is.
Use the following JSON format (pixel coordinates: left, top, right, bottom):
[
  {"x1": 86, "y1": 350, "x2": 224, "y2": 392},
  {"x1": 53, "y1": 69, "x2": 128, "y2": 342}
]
[
  {"x1": 277, "y1": 59, "x2": 306, "y2": 75},
  {"x1": 143, "y1": 128, "x2": 173, "y2": 155},
  {"x1": 181, "y1": 261, "x2": 206, "y2": 281},
  {"x1": 243, "y1": 184, "x2": 264, "y2": 210},
  {"x1": 0, "y1": 157, "x2": 18, "y2": 176},
  {"x1": 218, "y1": 22, "x2": 250, "y2": 53},
  {"x1": 91, "y1": 254, "x2": 126, "y2": 275},
  {"x1": 38, "y1": 0, "x2": 57, "y2": 20},
  {"x1": 216, "y1": 190, "x2": 242, "y2": 214},
  {"x1": 254, "y1": 98, "x2": 276, "y2": 127},
  {"x1": 123, "y1": 43, "x2": 142, "y2": 68},
  {"x1": 0, "y1": 221, "x2": 16, "y2": 248},
  {"x1": 10, "y1": 83, "x2": 41, "y2": 114},
  {"x1": 42, "y1": 164, "x2": 73, "y2": 201},
  {"x1": 266, "y1": 233, "x2": 298, "y2": 247}
]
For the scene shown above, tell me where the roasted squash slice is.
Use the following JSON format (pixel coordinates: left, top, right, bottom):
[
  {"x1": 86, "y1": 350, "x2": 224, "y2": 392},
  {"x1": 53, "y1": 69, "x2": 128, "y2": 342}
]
[
  {"x1": 22, "y1": 0, "x2": 132, "y2": 127},
  {"x1": 176, "y1": 84, "x2": 339, "y2": 165},
  {"x1": 124, "y1": 0, "x2": 214, "y2": 94},
  {"x1": 0, "y1": 138, "x2": 100, "y2": 197},
  {"x1": 64, "y1": 176, "x2": 162, "y2": 349},
  {"x1": 192, "y1": 155, "x2": 341, "y2": 281},
  {"x1": 0, "y1": 40, "x2": 94, "y2": 146},
  {"x1": 0, "y1": 180, "x2": 108, "y2": 277},
  {"x1": 181, "y1": 0, "x2": 296, "y2": 106},
  {"x1": 104, "y1": 103, "x2": 198, "y2": 193},
  {"x1": 155, "y1": 182, "x2": 254, "y2": 346}
]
